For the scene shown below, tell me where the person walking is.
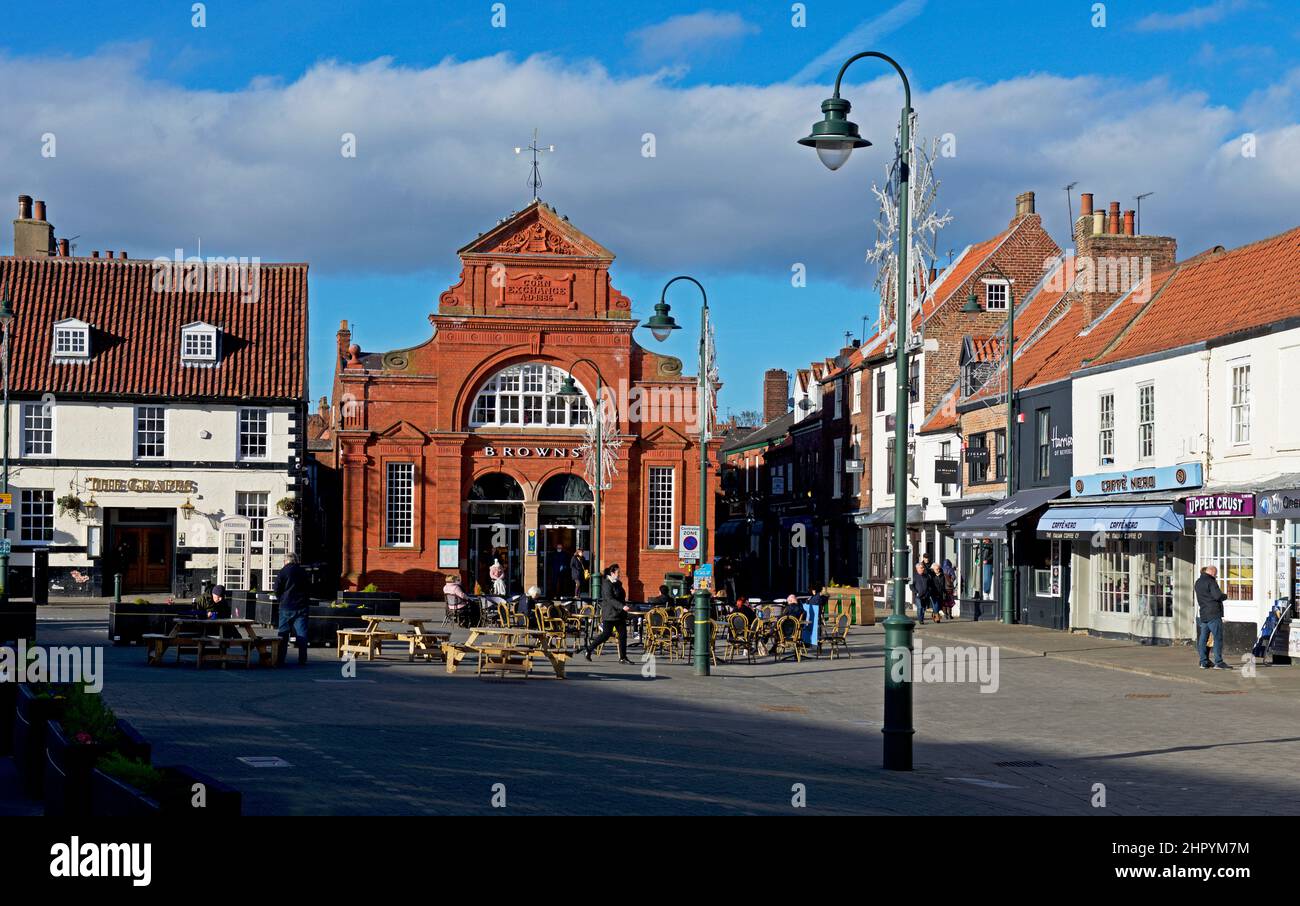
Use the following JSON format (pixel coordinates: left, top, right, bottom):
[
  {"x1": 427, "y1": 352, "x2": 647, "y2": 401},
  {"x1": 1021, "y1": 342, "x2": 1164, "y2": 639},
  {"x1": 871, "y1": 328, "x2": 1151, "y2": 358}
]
[
  {"x1": 1195, "y1": 565, "x2": 1231, "y2": 670},
  {"x1": 940, "y1": 559, "x2": 957, "y2": 620},
  {"x1": 911, "y1": 562, "x2": 932, "y2": 625},
  {"x1": 274, "y1": 552, "x2": 312, "y2": 667},
  {"x1": 578, "y1": 564, "x2": 631, "y2": 663},
  {"x1": 928, "y1": 562, "x2": 946, "y2": 623}
]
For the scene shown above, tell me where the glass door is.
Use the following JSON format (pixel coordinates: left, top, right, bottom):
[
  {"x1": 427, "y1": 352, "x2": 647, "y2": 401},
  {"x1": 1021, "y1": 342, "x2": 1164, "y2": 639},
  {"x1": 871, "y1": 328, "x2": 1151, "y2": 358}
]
[{"x1": 470, "y1": 523, "x2": 520, "y2": 597}]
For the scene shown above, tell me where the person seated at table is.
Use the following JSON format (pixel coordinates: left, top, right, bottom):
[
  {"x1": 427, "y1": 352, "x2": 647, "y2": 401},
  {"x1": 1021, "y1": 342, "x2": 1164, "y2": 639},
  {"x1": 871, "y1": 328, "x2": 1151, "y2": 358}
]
[
  {"x1": 647, "y1": 584, "x2": 673, "y2": 607},
  {"x1": 781, "y1": 594, "x2": 805, "y2": 620},
  {"x1": 515, "y1": 586, "x2": 540, "y2": 625},
  {"x1": 207, "y1": 584, "x2": 230, "y2": 619},
  {"x1": 443, "y1": 573, "x2": 474, "y2": 626},
  {"x1": 734, "y1": 597, "x2": 758, "y2": 622}
]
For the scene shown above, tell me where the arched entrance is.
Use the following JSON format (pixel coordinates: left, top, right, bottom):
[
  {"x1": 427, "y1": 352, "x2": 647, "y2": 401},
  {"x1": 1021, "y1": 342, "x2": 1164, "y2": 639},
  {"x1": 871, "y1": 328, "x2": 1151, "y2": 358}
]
[
  {"x1": 537, "y1": 473, "x2": 593, "y2": 599},
  {"x1": 468, "y1": 473, "x2": 524, "y2": 596}
]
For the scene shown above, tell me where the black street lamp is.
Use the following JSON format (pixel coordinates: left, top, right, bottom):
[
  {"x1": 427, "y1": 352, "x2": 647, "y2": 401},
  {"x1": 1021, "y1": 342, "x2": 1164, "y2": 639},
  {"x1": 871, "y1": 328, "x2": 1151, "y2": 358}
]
[
  {"x1": 962, "y1": 264, "x2": 1017, "y2": 624},
  {"x1": 643, "y1": 275, "x2": 714, "y2": 677},
  {"x1": 556, "y1": 360, "x2": 605, "y2": 606},
  {"x1": 799, "y1": 51, "x2": 916, "y2": 771}
]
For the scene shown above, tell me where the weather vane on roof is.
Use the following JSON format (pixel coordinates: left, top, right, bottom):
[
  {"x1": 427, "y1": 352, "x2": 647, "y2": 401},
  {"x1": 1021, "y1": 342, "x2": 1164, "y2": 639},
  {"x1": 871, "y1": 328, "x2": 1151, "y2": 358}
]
[{"x1": 514, "y1": 129, "x2": 555, "y2": 201}]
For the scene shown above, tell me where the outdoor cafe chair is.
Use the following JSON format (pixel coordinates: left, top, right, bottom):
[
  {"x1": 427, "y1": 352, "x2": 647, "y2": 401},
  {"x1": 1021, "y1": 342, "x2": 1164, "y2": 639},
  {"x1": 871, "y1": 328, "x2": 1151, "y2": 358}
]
[
  {"x1": 724, "y1": 612, "x2": 753, "y2": 663},
  {"x1": 772, "y1": 616, "x2": 806, "y2": 663},
  {"x1": 819, "y1": 612, "x2": 851, "y2": 660}
]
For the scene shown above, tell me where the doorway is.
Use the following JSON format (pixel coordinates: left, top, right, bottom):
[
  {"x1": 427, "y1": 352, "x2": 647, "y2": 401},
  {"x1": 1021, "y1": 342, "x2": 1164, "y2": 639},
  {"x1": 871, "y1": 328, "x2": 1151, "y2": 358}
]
[
  {"x1": 114, "y1": 526, "x2": 171, "y2": 592},
  {"x1": 539, "y1": 523, "x2": 591, "y2": 599},
  {"x1": 469, "y1": 522, "x2": 521, "y2": 596}
]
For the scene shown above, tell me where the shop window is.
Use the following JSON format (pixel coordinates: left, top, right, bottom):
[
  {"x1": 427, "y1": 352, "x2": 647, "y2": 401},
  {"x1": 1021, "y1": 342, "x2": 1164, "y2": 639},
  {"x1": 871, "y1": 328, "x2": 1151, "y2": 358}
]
[
  {"x1": 1198, "y1": 519, "x2": 1254, "y2": 602},
  {"x1": 1138, "y1": 540, "x2": 1176, "y2": 619},
  {"x1": 1097, "y1": 539, "x2": 1131, "y2": 614},
  {"x1": 969, "y1": 433, "x2": 989, "y2": 483}
]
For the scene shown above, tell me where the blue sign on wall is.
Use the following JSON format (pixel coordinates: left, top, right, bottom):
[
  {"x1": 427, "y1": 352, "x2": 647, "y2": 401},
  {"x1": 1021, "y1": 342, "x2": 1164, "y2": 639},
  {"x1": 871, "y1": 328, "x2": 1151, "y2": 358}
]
[{"x1": 1070, "y1": 462, "x2": 1203, "y2": 497}]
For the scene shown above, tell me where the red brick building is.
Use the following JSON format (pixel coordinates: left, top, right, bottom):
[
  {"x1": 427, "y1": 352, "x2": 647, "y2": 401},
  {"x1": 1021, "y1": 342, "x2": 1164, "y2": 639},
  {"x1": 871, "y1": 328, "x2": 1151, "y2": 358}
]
[{"x1": 328, "y1": 200, "x2": 718, "y2": 599}]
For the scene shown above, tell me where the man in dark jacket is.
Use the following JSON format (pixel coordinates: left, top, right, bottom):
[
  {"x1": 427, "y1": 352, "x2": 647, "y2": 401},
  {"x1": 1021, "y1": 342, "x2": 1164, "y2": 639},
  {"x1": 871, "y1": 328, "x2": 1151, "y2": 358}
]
[
  {"x1": 1195, "y1": 565, "x2": 1230, "y2": 669},
  {"x1": 274, "y1": 553, "x2": 312, "y2": 666},
  {"x1": 911, "y1": 562, "x2": 932, "y2": 624},
  {"x1": 577, "y1": 564, "x2": 631, "y2": 663}
]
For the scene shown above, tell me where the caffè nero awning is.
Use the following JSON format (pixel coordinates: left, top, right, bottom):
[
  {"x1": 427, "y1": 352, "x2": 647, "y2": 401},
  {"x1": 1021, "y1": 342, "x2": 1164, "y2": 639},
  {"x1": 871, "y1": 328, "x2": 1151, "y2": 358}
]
[
  {"x1": 1035, "y1": 504, "x2": 1184, "y2": 540},
  {"x1": 951, "y1": 486, "x2": 1069, "y2": 540}
]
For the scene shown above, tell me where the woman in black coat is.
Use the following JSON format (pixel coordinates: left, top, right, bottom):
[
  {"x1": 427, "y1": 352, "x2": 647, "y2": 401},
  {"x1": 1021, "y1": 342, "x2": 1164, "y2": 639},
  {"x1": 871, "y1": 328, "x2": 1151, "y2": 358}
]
[{"x1": 578, "y1": 564, "x2": 632, "y2": 663}]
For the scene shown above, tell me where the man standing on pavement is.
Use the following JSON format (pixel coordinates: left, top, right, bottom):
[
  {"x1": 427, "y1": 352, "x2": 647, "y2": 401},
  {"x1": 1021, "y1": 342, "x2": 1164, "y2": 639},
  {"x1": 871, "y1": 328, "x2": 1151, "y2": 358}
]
[
  {"x1": 274, "y1": 552, "x2": 312, "y2": 667},
  {"x1": 1195, "y1": 565, "x2": 1231, "y2": 670}
]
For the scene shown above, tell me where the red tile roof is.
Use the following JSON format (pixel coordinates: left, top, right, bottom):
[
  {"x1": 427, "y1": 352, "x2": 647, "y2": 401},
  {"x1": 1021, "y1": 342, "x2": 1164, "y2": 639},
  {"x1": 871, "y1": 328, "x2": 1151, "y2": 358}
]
[
  {"x1": 0, "y1": 256, "x2": 308, "y2": 400},
  {"x1": 1089, "y1": 225, "x2": 1300, "y2": 367}
]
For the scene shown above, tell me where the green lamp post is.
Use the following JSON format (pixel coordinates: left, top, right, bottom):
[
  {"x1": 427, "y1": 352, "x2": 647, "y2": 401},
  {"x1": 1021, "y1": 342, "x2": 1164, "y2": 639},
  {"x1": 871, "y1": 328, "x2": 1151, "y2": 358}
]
[
  {"x1": 799, "y1": 51, "x2": 915, "y2": 770},
  {"x1": 961, "y1": 265, "x2": 1017, "y2": 624},
  {"x1": 556, "y1": 360, "x2": 606, "y2": 606},
  {"x1": 643, "y1": 275, "x2": 713, "y2": 677},
  {"x1": 0, "y1": 288, "x2": 12, "y2": 605}
]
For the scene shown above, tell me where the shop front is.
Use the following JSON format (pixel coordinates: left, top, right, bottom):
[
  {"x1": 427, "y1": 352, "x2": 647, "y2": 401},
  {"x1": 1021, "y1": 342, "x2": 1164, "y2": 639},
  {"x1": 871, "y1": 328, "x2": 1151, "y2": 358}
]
[
  {"x1": 945, "y1": 498, "x2": 996, "y2": 618},
  {"x1": 1039, "y1": 462, "x2": 1204, "y2": 642}
]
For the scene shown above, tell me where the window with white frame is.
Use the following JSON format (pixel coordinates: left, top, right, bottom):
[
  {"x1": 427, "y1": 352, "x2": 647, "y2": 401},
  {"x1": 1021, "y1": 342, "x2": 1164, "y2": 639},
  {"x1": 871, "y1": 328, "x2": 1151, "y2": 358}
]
[
  {"x1": 1096, "y1": 539, "x2": 1131, "y2": 614},
  {"x1": 832, "y1": 379, "x2": 842, "y2": 420},
  {"x1": 237, "y1": 491, "x2": 269, "y2": 544},
  {"x1": 939, "y1": 440, "x2": 953, "y2": 496},
  {"x1": 385, "y1": 462, "x2": 415, "y2": 547},
  {"x1": 647, "y1": 466, "x2": 675, "y2": 548},
  {"x1": 20, "y1": 489, "x2": 54, "y2": 542},
  {"x1": 1138, "y1": 540, "x2": 1176, "y2": 619},
  {"x1": 1098, "y1": 392, "x2": 1115, "y2": 465},
  {"x1": 22, "y1": 402, "x2": 53, "y2": 457},
  {"x1": 984, "y1": 280, "x2": 1009, "y2": 311},
  {"x1": 238, "y1": 408, "x2": 269, "y2": 459},
  {"x1": 52, "y1": 319, "x2": 90, "y2": 360},
  {"x1": 1230, "y1": 360, "x2": 1250, "y2": 445},
  {"x1": 135, "y1": 406, "x2": 166, "y2": 459},
  {"x1": 832, "y1": 437, "x2": 843, "y2": 498},
  {"x1": 1198, "y1": 519, "x2": 1254, "y2": 602},
  {"x1": 1137, "y1": 383, "x2": 1155, "y2": 460},
  {"x1": 470, "y1": 363, "x2": 592, "y2": 428},
  {"x1": 181, "y1": 323, "x2": 218, "y2": 364},
  {"x1": 851, "y1": 371, "x2": 862, "y2": 414}
]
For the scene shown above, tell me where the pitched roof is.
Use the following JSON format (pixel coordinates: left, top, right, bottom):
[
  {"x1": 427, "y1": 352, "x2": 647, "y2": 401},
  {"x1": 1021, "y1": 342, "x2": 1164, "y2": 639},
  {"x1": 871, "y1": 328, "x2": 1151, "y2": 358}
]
[
  {"x1": 721, "y1": 408, "x2": 795, "y2": 453},
  {"x1": 1088, "y1": 225, "x2": 1300, "y2": 368},
  {"x1": 0, "y1": 255, "x2": 308, "y2": 401}
]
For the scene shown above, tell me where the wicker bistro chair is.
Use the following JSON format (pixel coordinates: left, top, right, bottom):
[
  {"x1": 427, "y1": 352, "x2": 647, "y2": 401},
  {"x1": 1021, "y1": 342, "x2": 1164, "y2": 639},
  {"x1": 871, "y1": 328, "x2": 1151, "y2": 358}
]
[
  {"x1": 480, "y1": 596, "x2": 509, "y2": 627},
  {"x1": 818, "y1": 612, "x2": 851, "y2": 660},
  {"x1": 643, "y1": 608, "x2": 675, "y2": 660},
  {"x1": 724, "y1": 612, "x2": 753, "y2": 663},
  {"x1": 771, "y1": 616, "x2": 807, "y2": 663}
]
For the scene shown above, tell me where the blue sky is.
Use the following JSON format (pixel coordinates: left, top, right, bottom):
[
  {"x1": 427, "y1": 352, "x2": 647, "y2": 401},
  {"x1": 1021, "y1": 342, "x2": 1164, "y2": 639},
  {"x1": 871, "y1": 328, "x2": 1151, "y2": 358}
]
[{"x1": 2, "y1": 0, "x2": 1297, "y2": 415}]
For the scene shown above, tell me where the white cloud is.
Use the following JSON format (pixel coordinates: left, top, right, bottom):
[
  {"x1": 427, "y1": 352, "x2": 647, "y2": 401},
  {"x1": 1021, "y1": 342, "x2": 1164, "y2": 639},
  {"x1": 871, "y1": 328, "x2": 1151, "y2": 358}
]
[
  {"x1": 1135, "y1": 0, "x2": 1249, "y2": 33},
  {"x1": 0, "y1": 49, "x2": 1296, "y2": 288},
  {"x1": 629, "y1": 11, "x2": 758, "y2": 61}
]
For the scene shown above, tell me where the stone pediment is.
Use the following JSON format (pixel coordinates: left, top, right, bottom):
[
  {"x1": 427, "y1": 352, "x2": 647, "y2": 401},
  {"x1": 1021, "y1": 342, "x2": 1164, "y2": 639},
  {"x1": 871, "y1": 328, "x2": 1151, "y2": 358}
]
[
  {"x1": 375, "y1": 420, "x2": 429, "y2": 444},
  {"x1": 459, "y1": 200, "x2": 614, "y2": 261},
  {"x1": 641, "y1": 424, "x2": 692, "y2": 448}
]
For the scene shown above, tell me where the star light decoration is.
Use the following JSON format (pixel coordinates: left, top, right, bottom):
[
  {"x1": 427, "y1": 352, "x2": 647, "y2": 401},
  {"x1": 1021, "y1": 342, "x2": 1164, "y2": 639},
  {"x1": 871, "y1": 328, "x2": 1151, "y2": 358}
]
[
  {"x1": 582, "y1": 390, "x2": 623, "y2": 492},
  {"x1": 864, "y1": 114, "x2": 953, "y2": 341}
]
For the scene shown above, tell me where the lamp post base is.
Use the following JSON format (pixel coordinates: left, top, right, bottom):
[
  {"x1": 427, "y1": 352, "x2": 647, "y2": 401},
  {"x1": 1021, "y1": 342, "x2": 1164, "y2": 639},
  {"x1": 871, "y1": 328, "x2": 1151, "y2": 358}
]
[{"x1": 881, "y1": 611, "x2": 915, "y2": 771}]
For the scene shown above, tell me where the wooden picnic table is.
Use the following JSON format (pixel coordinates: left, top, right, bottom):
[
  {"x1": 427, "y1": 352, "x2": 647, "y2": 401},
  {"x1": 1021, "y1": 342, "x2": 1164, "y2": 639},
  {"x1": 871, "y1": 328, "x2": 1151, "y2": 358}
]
[
  {"x1": 336, "y1": 615, "x2": 450, "y2": 662},
  {"x1": 442, "y1": 626, "x2": 569, "y2": 679},
  {"x1": 143, "y1": 618, "x2": 280, "y2": 669}
]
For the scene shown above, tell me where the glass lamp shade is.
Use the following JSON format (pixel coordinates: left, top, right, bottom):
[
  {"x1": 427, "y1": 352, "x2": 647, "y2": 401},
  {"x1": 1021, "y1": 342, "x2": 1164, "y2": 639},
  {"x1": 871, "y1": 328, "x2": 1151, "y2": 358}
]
[{"x1": 815, "y1": 141, "x2": 855, "y2": 171}]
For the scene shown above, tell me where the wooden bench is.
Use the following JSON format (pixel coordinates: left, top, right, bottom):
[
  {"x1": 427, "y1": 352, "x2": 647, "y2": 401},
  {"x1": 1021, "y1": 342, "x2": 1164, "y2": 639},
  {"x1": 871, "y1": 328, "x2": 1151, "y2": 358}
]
[
  {"x1": 476, "y1": 644, "x2": 535, "y2": 678},
  {"x1": 395, "y1": 628, "x2": 450, "y2": 662},
  {"x1": 336, "y1": 628, "x2": 400, "y2": 661}
]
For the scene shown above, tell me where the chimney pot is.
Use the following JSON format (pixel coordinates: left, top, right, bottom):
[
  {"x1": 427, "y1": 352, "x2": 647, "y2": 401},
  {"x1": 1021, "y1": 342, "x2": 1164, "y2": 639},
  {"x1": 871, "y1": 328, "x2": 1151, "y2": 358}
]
[
  {"x1": 57, "y1": 238, "x2": 69, "y2": 257},
  {"x1": 91, "y1": 250, "x2": 99, "y2": 258},
  {"x1": 17, "y1": 195, "x2": 32, "y2": 220},
  {"x1": 1079, "y1": 193, "x2": 1094, "y2": 217},
  {"x1": 1123, "y1": 210, "x2": 1135, "y2": 236},
  {"x1": 106, "y1": 250, "x2": 115, "y2": 259},
  {"x1": 120, "y1": 250, "x2": 128, "y2": 259},
  {"x1": 32, "y1": 200, "x2": 46, "y2": 222},
  {"x1": 1092, "y1": 211, "x2": 1105, "y2": 235},
  {"x1": 1108, "y1": 202, "x2": 1121, "y2": 235},
  {"x1": 929, "y1": 266, "x2": 938, "y2": 284}
]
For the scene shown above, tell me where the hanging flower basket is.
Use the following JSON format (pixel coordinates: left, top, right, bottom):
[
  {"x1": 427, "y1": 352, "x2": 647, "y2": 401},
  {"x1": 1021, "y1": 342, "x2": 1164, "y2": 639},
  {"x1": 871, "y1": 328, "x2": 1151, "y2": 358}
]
[
  {"x1": 56, "y1": 494, "x2": 84, "y2": 520},
  {"x1": 275, "y1": 496, "x2": 299, "y2": 517}
]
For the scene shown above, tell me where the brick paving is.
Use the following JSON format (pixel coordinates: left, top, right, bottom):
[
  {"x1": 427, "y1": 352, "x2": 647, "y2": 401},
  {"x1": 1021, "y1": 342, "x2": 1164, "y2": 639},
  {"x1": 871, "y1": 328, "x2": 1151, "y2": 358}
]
[{"x1": 7, "y1": 603, "x2": 1300, "y2": 815}]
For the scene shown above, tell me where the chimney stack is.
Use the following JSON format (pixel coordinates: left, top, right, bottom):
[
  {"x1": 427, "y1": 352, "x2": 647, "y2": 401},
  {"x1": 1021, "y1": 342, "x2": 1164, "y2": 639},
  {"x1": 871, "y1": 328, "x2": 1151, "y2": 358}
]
[
  {"x1": 1014, "y1": 190, "x2": 1036, "y2": 219},
  {"x1": 13, "y1": 194, "x2": 55, "y2": 256},
  {"x1": 763, "y1": 368, "x2": 790, "y2": 425},
  {"x1": 1074, "y1": 189, "x2": 1178, "y2": 322}
]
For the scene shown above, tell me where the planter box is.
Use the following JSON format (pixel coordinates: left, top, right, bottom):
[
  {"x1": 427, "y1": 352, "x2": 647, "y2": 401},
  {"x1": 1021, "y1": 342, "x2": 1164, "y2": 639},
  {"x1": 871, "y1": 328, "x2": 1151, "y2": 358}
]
[
  {"x1": 338, "y1": 591, "x2": 401, "y2": 613},
  {"x1": 43, "y1": 716, "x2": 150, "y2": 817},
  {"x1": 108, "y1": 601, "x2": 197, "y2": 645},
  {"x1": 823, "y1": 589, "x2": 875, "y2": 626},
  {"x1": 0, "y1": 601, "x2": 37, "y2": 646},
  {"x1": 254, "y1": 594, "x2": 279, "y2": 628},
  {"x1": 13, "y1": 684, "x2": 67, "y2": 798},
  {"x1": 91, "y1": 764, "x2": 242, "y2": 816}
]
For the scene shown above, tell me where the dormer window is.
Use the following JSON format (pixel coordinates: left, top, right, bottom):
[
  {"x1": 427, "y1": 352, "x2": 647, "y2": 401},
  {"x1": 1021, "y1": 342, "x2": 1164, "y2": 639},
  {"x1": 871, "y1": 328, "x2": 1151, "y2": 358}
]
[
  {"x1": 52, "y1": 318, "x2": 90, "y2": 363},
  {"x1": 181, "y1": 322, "x2": 219, "y2": 365}
]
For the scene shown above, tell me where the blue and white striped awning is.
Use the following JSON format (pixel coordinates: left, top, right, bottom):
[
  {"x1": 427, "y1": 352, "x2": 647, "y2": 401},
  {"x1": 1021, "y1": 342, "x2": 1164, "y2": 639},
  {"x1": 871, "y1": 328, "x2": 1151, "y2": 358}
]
[{"x1": 1036, "y1": 504, "x2": 1184, "y2": 540}]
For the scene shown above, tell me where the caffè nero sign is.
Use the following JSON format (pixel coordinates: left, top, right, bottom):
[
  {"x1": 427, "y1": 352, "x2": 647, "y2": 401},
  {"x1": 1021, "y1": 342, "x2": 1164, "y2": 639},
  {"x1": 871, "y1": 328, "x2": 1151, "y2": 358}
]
[{"x1": 87, "y1": 478, "x2": 199, "y2": 494}]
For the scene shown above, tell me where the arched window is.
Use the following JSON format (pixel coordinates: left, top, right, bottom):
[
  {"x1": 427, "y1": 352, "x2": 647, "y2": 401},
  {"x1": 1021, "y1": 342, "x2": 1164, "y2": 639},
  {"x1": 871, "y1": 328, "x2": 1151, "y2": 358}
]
[
  {"x1": 469, "y1": 363, "x2": 592, "y2": 428},
  {"x1": 538, "y1": 473, "x2": 593, "y2": 502},
  {"x1": 469, "y1": 473, "x2": 525, "y2": 502}
]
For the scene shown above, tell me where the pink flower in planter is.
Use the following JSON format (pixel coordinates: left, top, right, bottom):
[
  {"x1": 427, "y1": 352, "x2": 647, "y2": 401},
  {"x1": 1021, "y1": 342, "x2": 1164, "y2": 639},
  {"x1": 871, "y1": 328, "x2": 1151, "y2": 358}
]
[{"x1": 73, "y1": 732, "x2": 95, "y2": 745}]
